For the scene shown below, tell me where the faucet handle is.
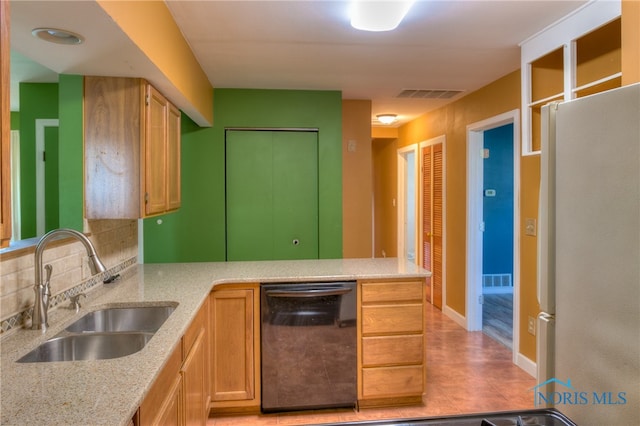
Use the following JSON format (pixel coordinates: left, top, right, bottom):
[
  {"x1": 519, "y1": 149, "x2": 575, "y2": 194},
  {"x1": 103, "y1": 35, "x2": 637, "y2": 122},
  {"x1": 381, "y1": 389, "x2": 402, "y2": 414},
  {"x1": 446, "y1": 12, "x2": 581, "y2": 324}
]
[
  {"x1": 43, "y1": 264, "x2": 53, "y2": 306},
  {"x1": 70, "y1": 293, "x2": 86, "y2": 312},
  {"x1": 44, "y1": 264, "x2": 53, "y2": 283}
]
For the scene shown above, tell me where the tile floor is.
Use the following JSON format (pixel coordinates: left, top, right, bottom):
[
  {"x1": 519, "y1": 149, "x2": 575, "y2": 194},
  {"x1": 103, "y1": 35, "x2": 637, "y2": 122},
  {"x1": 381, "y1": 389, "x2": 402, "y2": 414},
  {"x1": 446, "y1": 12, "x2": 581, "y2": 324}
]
[{"x1": 208, "y1": 303, "x2": 536, "y2": 425}]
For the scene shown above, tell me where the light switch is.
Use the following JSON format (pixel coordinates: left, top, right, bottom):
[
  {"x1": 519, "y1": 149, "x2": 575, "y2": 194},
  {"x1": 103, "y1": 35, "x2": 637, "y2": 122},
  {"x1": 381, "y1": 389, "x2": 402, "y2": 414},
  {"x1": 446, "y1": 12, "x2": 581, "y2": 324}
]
[
  {"x1": 525, "y1": 218, "x2": 537, "y2": 236},
  {"x1": 347, "y1": 140, "x2": 357, "y2": 152}
]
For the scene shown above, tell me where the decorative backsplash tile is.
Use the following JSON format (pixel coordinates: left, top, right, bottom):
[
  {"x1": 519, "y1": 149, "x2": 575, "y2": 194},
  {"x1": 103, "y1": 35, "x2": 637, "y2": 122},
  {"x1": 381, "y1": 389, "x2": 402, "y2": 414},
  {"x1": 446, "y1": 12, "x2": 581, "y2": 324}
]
[
  {"x1": 0, "y1": 257, "x2": 137, "y2": 335},
  {"x1": 0, "y1": 220, "x2": 139, "y2": 335}
]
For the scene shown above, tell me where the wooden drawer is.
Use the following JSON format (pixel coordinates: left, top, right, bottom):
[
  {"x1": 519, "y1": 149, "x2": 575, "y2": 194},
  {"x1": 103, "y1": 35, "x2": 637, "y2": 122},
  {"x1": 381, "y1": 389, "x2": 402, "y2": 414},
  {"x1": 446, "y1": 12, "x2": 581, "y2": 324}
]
[
  {"x1": 361, "y1": 280, "x2": 423, "y2": 304},
  {"x1": 362, "y1": 335, "x2": 424, "y2": 367},
  {"x1": 362, "y1": 304, "x2": 423, "y2": 335},
  {"x1": 362, "y1": 365, "x2": 424, "y2": 398}
]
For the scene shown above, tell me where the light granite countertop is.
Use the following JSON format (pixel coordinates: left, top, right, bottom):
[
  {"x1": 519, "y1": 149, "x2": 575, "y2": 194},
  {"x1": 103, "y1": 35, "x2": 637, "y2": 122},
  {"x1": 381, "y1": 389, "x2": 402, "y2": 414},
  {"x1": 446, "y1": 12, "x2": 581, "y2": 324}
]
[{"x1": 0, "y1": 258, "x2": 429, "y2": 426}]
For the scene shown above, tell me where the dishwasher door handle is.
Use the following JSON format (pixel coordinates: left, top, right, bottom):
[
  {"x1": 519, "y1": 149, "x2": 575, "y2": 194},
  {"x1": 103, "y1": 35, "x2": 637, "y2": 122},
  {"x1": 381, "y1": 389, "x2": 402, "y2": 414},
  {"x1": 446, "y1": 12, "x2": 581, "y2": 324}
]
[{"x1": 265, "y1": 287, "x2": 353, "y2": 298}]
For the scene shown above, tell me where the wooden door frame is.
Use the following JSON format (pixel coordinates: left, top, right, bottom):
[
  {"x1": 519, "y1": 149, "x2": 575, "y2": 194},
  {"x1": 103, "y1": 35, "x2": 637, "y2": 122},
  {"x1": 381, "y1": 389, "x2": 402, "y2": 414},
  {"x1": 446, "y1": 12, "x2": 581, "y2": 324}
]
[
  {"x1": 35, "y1": 118, "x2": 58, "y2": 236},
  {"x1": 396, "y1": 144, "x2": 419, "y2": 263},
  {"x1": 466, "y1": 109, "x2": 521, "y2": 365},
  {"x1": 418, "y1": 136, "x2": 446, "y2": 307}
]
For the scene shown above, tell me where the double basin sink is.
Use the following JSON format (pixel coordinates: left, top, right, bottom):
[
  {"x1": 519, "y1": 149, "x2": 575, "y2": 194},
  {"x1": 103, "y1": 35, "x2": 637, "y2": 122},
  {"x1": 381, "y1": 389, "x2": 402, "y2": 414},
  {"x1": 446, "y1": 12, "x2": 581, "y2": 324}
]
[{"x1": 18, "y1": 303, "x2": 177, "y2": 363}]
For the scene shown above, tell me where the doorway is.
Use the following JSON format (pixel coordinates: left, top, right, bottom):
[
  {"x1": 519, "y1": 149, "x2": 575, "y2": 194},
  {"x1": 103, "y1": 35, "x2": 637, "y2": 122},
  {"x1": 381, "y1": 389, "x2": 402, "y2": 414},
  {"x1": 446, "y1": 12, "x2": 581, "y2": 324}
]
[
  {"x1": 481, "y1": 124, "x2": 514, "y2": 349},
  {"x1": 35, "y1": 118, "x2": 59, "y2": 236},
  {"x1": 397, "y1": 146, "x2": 418, "y2": 263},
  {"x1": 466, "y1": 110, "x2": 520, "y2": 362}
]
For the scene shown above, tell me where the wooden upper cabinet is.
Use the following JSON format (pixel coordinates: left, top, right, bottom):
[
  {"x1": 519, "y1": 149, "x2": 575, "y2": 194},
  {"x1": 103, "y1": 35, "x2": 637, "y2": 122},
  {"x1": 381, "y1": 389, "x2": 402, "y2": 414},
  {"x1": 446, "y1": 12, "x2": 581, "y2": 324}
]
[
  {"x1": 166, "y1": 102, "x2": 181, "y2": 212},
  {"x1": 84, "y1": 76, "x2": 181, "y2": 219},
  {"x1": 0, "y1": 0, "x2": 11, "y2": 248}
]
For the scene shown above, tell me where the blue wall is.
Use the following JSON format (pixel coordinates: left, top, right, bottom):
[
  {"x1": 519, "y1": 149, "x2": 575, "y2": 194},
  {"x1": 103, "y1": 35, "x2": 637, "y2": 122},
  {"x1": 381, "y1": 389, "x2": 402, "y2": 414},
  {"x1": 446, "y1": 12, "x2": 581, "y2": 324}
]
[{"x1": 482, "y1": 124, "x2": 514, "y2": 275}]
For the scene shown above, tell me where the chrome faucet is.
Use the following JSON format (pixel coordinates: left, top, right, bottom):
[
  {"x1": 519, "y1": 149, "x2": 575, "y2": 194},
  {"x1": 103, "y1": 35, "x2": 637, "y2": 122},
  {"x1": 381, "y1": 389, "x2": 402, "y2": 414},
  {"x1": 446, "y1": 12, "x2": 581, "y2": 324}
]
[{"x1": 32, "y1": 228, "x2": 107, "y2": 331}]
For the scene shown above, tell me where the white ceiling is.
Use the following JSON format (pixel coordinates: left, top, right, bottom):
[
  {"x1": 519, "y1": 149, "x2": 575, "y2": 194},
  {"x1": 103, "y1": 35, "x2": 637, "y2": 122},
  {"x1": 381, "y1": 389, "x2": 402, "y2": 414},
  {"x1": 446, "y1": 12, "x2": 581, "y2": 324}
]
[{"x1": 10, "y1": 0, "x2": 588, "y2": 127}]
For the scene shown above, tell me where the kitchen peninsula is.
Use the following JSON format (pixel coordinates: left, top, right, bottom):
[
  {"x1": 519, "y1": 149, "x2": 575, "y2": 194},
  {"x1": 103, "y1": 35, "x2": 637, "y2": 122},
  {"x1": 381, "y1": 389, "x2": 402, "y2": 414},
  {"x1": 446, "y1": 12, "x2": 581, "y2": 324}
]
[{"x1": 0, "y1": 258, "x2": 430, "y2": 426}]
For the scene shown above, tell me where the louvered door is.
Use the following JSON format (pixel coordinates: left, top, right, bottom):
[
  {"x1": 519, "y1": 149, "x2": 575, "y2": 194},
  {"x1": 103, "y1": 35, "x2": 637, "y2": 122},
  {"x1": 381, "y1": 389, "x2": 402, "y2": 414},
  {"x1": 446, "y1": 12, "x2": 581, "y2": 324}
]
[
  {"x1": 421, "y1": 146, "x2": 433, "y2": 304},
  {"x1": 422, "y1": 143, "x2": 443, "y2": 309}
]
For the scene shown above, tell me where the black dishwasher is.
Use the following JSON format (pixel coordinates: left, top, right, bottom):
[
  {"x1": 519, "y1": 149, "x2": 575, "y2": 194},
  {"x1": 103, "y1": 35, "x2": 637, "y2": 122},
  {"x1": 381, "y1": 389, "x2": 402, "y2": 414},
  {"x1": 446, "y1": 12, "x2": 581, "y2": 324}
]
[{"x1": 261, "y1": 281, "x2": 357, "y2": 413}]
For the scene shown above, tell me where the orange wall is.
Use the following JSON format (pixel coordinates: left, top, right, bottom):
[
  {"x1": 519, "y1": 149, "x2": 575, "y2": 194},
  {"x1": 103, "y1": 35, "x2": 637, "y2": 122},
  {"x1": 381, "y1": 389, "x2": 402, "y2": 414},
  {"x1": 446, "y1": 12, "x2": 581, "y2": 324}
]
[
  {"x1": 390, "y1": 69, "x2": 542, "y2": 360},
  {"x1": 372, "y1": 137, "x2": 398, "y2": 258},
  {"x1": 97, "y1": 0, "x2": 213, "y2": 126},
  {"x1": 342, "y1": 100, "x2": 373, "y2": 258},
  {"x1": 397, "y1": 70, "x2": 522, "y2": 320},
  {"x1": 375, "y1": 4, "x2": 640, "y2": 363},
  {"x1": 622, "y1": 0, "x2": 640, "y2": 85}
]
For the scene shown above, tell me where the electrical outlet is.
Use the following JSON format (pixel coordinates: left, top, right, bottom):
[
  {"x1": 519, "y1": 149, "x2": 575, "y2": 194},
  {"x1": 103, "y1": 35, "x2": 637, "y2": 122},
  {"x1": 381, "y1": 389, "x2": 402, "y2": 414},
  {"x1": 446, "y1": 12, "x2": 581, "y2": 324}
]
[{"x1": 528, "y1": 316, "x2": 536, "y2": 335}]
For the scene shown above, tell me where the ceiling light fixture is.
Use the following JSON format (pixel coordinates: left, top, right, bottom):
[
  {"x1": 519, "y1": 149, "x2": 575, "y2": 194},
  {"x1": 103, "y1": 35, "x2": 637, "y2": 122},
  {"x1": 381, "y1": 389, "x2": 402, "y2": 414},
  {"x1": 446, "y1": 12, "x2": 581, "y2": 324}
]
[
  {"x1": 377, "y1": 114, "x2": 398, "y2": 125},
  {"x1": 32, "y1": 28, "x2": 84, "y2": 45},
  {"x1": 350, "y1": 0, "x2": 415, "y2": 32}
]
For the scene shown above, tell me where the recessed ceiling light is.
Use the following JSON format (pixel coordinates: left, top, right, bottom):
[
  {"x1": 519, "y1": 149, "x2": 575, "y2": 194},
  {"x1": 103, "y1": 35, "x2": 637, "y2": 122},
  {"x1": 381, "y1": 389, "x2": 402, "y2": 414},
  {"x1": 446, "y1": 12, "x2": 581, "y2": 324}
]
[
  {"x1": 377, "y1": 114, "x2": 398, "y2": 125},
  {"x1": 32, "y1": 28, "x2": 84, "y2": 45},
  {"x1": 350, "y1": 1, "x2": 415, "y2": 32}
]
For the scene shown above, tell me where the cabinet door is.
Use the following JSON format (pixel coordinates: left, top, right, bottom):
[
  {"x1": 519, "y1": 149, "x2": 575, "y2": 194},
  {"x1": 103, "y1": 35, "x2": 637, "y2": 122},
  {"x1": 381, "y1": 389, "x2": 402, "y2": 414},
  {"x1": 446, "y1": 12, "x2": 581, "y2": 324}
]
[
  {"x1": 154, "y1": 374, "x2": 183, "y2": 426},
  {"x1": 225, "y1": 130, "x2": 318, "y2": 261},
  {"x1": 139, "y1": 344, "x2": 182, "y2": 426},
  {"x1": 182, "y1": 327, "x2": 207, "y2": 426},
  {"x1": 210, "y1": 288, "x2": 258, "y2": 406},
  {"x1": 166, "y1": 103, "x2": 181, "y2": 211},
  {"x1": 145, "y1": 84, "x2": 169, "y2": 216},
  {"x1": 84, "y1": 76, "x2": 143, "y2": 219}
]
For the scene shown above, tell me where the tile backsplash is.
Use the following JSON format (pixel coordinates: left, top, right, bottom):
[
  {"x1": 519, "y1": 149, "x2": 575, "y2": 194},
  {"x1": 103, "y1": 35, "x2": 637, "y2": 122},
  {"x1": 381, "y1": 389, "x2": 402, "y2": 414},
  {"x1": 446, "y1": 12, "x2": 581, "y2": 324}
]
[{"x1": 0, "y1": 220, "x2": 138, "y2": 334}]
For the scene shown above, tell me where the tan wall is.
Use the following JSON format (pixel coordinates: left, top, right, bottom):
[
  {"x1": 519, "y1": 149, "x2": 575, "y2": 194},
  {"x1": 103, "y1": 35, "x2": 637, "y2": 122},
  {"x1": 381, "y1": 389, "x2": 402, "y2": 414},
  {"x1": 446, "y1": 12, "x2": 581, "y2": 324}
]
[{"x1": 342, "y1": 100, "x2": 373, "y2": 258}]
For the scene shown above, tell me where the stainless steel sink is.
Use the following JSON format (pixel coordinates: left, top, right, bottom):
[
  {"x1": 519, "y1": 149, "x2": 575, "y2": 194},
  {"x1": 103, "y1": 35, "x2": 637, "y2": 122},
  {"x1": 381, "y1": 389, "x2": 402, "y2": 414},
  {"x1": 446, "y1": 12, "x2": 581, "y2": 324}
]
[
  {"x1": 17, "y1": 302, "x2": 178, "y2": 363},
  {"x1": 17, "y1": 332, "x2": 154, "y2": 363},
  {"x1": 65, "y1": 304, "x2": 177, "y2": 333}
]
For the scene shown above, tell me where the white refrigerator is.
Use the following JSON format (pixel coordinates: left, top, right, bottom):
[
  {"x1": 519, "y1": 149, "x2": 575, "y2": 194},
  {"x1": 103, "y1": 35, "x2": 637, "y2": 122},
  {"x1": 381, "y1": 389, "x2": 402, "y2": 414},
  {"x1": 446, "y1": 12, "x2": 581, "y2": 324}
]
[{"x1": 536, "y1": 83, "x2": 640, "y2": 425}]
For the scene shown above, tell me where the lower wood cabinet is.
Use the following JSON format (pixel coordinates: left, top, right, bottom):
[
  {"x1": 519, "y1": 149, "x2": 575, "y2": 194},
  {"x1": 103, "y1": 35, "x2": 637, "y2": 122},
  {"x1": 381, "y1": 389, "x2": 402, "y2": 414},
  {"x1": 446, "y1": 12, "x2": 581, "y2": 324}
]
[
  {"x1": 137, "y1": 299, "x2": 210, "y2": 426},
  {"x1": 155, "y1": 373, "x2": 183, "y2": 426},
  {"x1": 181, "y1": 300, "x2": 209, "y2": 425},
  {"x1": 138, "y1": 343, "x2": 183, "y2": 426},
  {"x1": 209, "y1": 283, "x2": 261, "y2": 413},
  {"x1": 357, "y1": 278, "x2": 426, "y2": 407}
]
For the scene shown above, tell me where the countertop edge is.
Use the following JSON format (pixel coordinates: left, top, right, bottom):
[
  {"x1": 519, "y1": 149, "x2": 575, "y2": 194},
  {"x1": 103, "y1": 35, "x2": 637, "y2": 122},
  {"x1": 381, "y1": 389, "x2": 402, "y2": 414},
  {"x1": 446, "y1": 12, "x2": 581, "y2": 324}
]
[{"x1": 1, "y1": 258, "x2": 430, "y2": 426}]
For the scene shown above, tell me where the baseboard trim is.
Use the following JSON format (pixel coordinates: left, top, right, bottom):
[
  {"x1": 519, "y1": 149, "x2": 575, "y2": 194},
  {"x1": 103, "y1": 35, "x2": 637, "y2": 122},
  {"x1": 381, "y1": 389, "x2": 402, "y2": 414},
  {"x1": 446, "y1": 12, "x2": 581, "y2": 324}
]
[
  {"x1": 443, "y1": 305, "x2": 467, "y2": 329},
  {"x1": 516, "y1": 352, "x2": 537, "y2": 378}
]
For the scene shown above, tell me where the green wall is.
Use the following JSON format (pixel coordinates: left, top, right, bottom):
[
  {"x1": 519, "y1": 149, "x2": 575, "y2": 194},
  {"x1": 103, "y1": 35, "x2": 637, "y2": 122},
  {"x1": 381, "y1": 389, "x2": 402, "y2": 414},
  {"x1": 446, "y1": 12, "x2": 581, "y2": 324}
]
[
  {"x1": 16, "y1": 77, "x2": 83, "y2": 239},
  {"x1": 57, "y1": 75, "x2": 84, "y2": 232},
  {"x1": 10, "y1": 112, "x2": 20, "y2": 130},
  {"x1": 19, "y1": 83, "x2": 58, "y2": 238},
  {"x1": 143, "y1": 88, "x2": 343, "y2": 263}
]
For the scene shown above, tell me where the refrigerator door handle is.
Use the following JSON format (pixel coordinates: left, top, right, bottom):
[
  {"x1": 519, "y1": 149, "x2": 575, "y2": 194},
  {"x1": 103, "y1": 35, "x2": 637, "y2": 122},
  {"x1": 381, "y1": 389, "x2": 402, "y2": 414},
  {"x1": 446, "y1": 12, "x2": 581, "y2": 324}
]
[
  {"x1": 537, "y1": 102, "x2": 559, "y2": 314},
  {"x1": 536, "y1": 312, "x2": 556, "y2": 407}
]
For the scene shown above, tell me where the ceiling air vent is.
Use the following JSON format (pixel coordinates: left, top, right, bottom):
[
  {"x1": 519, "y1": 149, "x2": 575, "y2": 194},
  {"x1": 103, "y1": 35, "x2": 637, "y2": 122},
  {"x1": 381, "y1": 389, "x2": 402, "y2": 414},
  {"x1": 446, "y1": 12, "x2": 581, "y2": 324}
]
[{"x1": 397, "y1": 89, "x2": 463, "y2": 99}]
